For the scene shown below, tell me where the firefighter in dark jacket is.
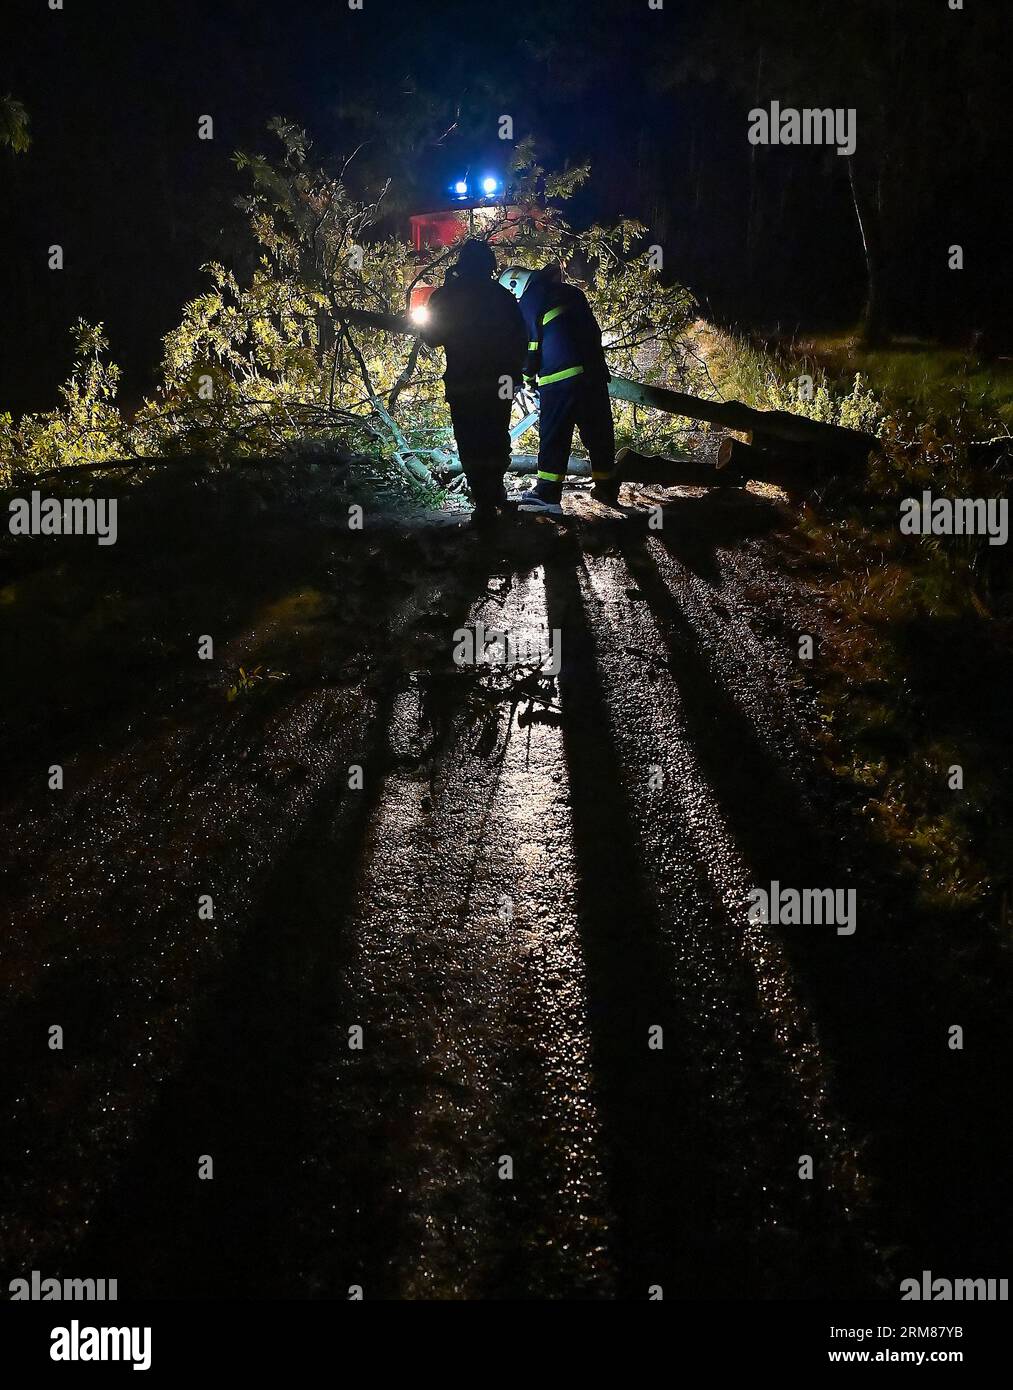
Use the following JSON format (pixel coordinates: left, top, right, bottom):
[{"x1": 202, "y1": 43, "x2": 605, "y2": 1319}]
[
  {"x1": 515, "y1": 261, "x2": 620, "y2": 515},
  {"x1": 422, "y1": 240, "x2": 527, "y2": 516}
]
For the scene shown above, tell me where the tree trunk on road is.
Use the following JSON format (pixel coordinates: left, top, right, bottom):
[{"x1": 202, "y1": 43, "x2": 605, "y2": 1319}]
[{"x1": 607, "y1": 376, "x2": 875, "y2": 465}]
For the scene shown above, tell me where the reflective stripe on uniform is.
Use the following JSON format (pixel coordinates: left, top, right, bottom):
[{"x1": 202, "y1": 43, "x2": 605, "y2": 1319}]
[
  {"x1": 591, "y1": 470, "x2": 618, "y2": 481},
  {"x1": 541, "y1": 304, "x2": 567, "y2": 327},
  {"x1": 527, "y1": 340, "x2": 539, "y2": 350},
  {"x1": 537, "y1": 470, "x2": 564, "y2": 482},
  {"x1": 537, "y1": 364, "x2": 584, "y2": 385}
]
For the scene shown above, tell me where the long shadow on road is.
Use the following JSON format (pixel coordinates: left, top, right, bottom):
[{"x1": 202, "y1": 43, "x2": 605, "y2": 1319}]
[
  {"x1": 539, "y1": 527, "x2": 864, "y2": 1297},
  {"x1": 542, "y1": 541, "x2": 720, "y2": 1295},
  {"x1": 623, "y1": 518, "x2": 1013, "y2": 1287},
  {"x1": 78, "y1": 532, "x2": 518, "y2": 1298},
  {"x1": 79, "y1": 688, "x2": 396, "y2": 1297}
]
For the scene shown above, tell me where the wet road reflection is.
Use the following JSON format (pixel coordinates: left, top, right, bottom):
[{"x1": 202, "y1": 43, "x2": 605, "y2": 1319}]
[{"x1": 2, "y1": 494, "x2": 1001, "y2": 1298}]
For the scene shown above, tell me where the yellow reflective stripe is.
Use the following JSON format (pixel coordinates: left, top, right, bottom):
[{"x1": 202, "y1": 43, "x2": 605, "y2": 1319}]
[
  {"x1": 541, "y1": 304, "x2": 567, "y2": 326},
  {"x1": 537, "y1": 365, "x2": 584, "y2": 385},
  {"x1": 527, "y1": 341, "x2": 539, "y2": 350},
  {"x1": 537, "y1": 470, "x2": 564, "y2": 482},
  {"x1": 591, "y1": 470, "x2": 617, "y2": 481}
]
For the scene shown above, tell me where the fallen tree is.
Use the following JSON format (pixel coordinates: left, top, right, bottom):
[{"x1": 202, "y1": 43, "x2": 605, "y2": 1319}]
[
  {"x1": 339, "y1": 306, "x2": 878, "y2": 473},
  {"x1": 0, "y1": 121, "x2": 872, "y2": 492},
  {"x1": 605, "y1": 377, "x2": 876, "y2": 465}
]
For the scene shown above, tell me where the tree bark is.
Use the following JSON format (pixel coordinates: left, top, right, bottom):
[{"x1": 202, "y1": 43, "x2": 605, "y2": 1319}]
[{"x1": 607, "y1": 376, "x2": 875, "y2": 464}]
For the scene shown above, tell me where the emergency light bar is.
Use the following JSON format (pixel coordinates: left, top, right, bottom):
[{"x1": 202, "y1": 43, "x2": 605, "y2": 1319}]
[{"x1": 450, "y1": 175, "x2": 502, "y2": 201}]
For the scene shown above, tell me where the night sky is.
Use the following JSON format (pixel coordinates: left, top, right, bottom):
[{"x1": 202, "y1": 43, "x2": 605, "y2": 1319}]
[{"x1": 2, "y1": 0, "x2": 1008, "y2": 413}]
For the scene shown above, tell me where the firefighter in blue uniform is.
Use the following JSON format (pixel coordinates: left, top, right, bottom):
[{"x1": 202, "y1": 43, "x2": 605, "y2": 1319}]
[
  {"x1": 422, "y1": 240, "x2": 527, "y2": 519},
  {"x1": 514, "y1": 261, "x2": 620, "y2": 515}
]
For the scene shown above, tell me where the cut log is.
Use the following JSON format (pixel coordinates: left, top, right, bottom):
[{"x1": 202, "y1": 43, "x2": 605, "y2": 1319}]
[
  {"x1": 607, "y1": 375, "x2": 875, "y2": 465},
  {"x1": 616, "y1": 447, "x2": 742, "y2": 487},
  {"x1": 716, "y1": 437, "x2": 814, "y2": 491}
]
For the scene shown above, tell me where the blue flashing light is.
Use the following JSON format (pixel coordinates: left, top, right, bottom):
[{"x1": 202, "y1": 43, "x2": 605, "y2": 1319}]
[
  {"x1": 453, "y1": 180, "x2": 468, "y2": 196},
  {"x1": 482, "y1": 176, "x2": 498, "y2": 195}
]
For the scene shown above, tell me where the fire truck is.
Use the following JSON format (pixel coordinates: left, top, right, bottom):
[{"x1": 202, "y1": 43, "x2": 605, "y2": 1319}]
[{"x1": 406, "y1": 172, "x2": 531, "y2": 324}]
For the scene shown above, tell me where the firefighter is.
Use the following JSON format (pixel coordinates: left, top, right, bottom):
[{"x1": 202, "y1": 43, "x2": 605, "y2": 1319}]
[
  {"x1": 515, "y1": 260, "x2": 620, "y2": 515},
  {"x1": 421, "y1": 239, "x2": 527, "y2": 518}
]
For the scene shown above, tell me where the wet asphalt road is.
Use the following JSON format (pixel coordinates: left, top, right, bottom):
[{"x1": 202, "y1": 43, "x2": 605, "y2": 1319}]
[{"x1": 1, "y1": 483, "x2": 1010, "y2": 1298}]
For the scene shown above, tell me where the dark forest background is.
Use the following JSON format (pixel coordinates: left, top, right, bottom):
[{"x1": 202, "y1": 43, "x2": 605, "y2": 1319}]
[{"x1": 2, "y1": 0, "x2": 1008, "y2": 416}]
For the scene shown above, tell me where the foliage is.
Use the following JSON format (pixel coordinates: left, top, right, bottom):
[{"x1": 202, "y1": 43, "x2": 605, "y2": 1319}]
[
  {"x1": 709, "y1": 328, "x2": 1011, "y2": 923},
  {"x1": 0, "y1": 119, "x2": 704, "y2": 484},
  {"x1": 226, "y1": 664, "x2": 284, "y2": 702},
  {"x1": 703, "y1": 327, "x2": 885, "y2": 434},
  {"x1": 791, "y1": 335, "x2": 1013, "y2": 438},
  {"x1": 0, "y1": 94, "x2": 30, "y2": 154},
  {"x1": 0, "y1": 321, "x2": 128, "y2": 483}
]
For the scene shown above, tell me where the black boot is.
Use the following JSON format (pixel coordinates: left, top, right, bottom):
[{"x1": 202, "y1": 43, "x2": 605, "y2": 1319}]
[
  {"x1": 467, "y1": 472, "x2": 508, "y2": 523},
  {"x1": 591, "y1": 474, "x2": 621, "y2": 506}
]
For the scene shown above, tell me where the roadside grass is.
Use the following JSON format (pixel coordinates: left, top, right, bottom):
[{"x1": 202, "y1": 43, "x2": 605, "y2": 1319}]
[
  {"x1": 704, "y1": 325, "x2": 1012, "y2": 929},
  {"x1": 790, "y1": 334, "x2": 1013, "y2": 437}
]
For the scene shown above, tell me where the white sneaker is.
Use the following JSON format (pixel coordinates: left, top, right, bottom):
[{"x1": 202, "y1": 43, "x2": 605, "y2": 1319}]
[{"x1": 517, "y1": 488, "x2": 563, "y2": 516}]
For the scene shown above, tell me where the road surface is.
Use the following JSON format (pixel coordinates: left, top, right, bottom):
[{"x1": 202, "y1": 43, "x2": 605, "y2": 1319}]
[{"x1": 1, "y1": 477, "x2": 1009, "y2": 1299}]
